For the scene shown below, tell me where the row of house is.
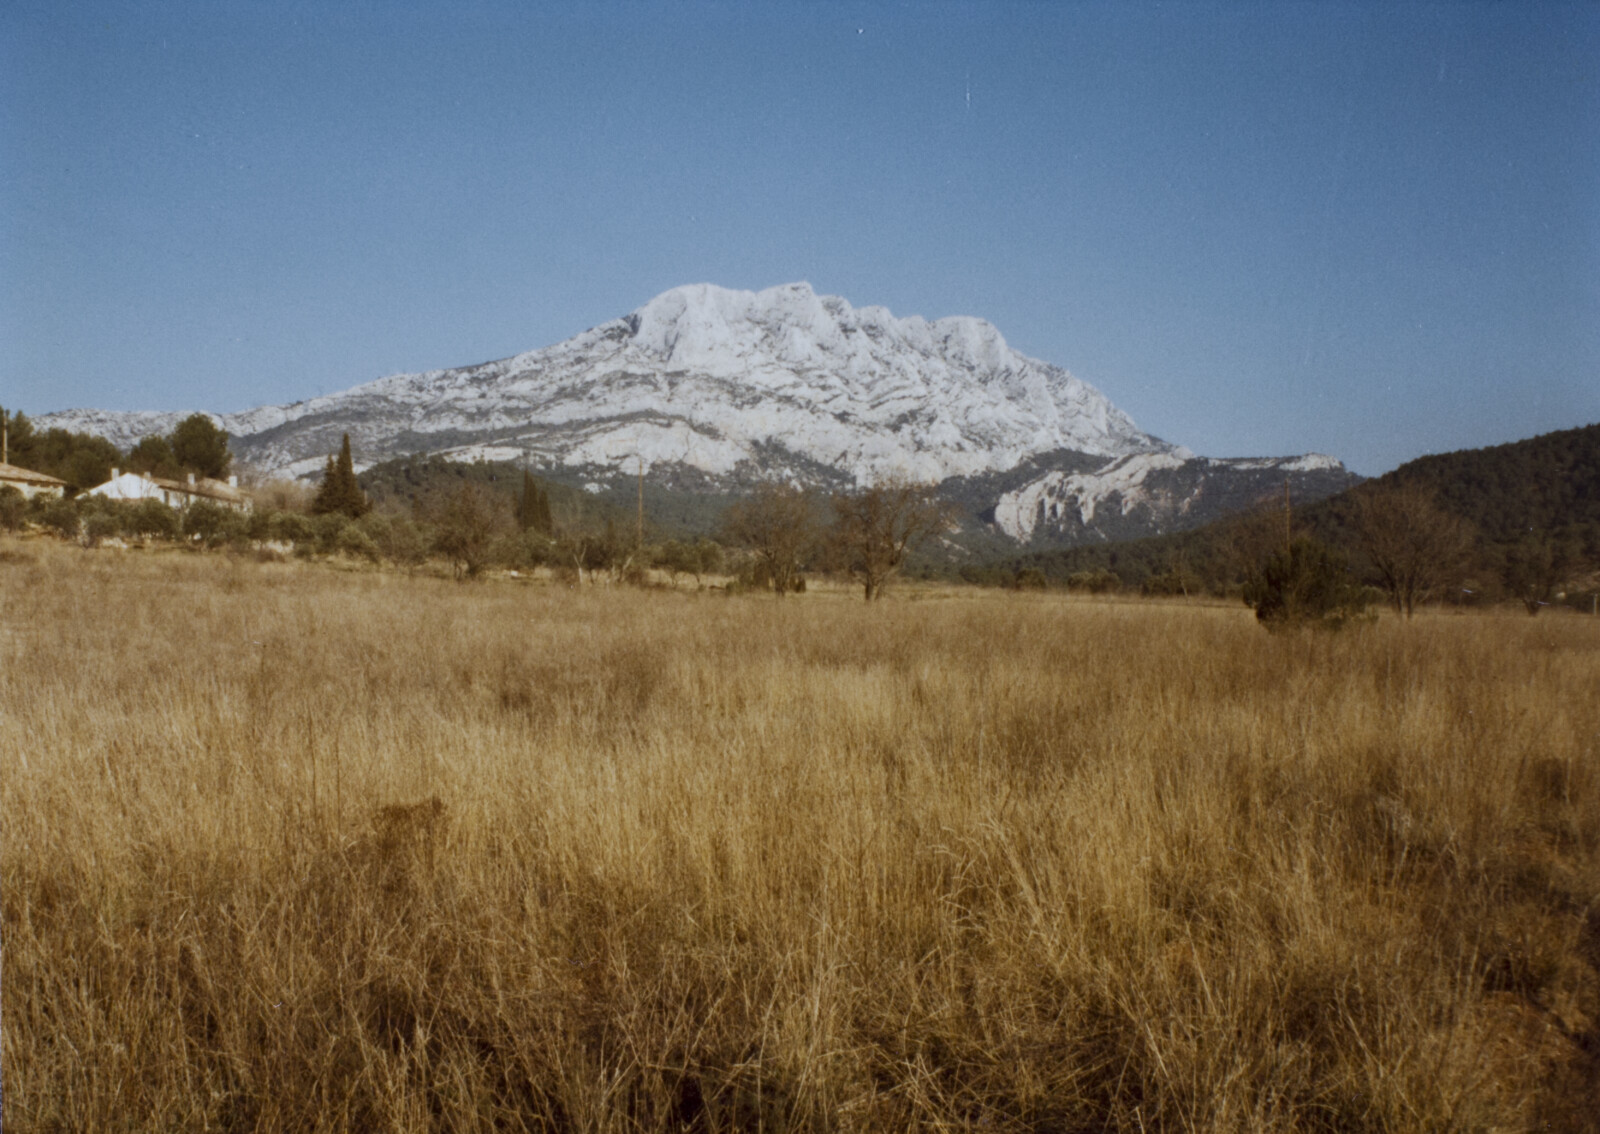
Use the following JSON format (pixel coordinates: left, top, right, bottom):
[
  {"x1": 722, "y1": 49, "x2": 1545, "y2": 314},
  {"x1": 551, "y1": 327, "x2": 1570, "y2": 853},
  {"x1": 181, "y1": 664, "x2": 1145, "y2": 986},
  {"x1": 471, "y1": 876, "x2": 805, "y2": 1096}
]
[{"x1": 0, "y1": 464, "x2": 250, "y2": 510}]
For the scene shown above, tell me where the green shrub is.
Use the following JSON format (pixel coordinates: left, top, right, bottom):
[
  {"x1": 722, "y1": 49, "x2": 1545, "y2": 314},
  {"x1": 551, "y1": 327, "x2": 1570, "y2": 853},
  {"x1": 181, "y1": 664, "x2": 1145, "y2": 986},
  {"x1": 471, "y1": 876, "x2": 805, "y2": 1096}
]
[
  {"x1": 245, "y1": 509, "x2": 274, "y2": 542},
  {"x1": 691, "y1": 539, "x2": 724, "y2": 582},
  {"x1": 268, "y1": 511, "x2": 315, "y2": 546},
  {"x1": 1014, "y1": 567, "x2": 1049, "y2": 590},
  {"x1": 183, "y1": 502, "x2": 247, "y2": 548},
  {"x1": 652, "y1": 539, "x2": 693, "y2": 581},
  {"x1": 1244, "y1": 537, "x2": 1370, "y2": 631},
  {"x1": 335, "y1": 525, "x2": 382, "y2": 563},
  {"x1": 0, "y1": 486, "x2": 28, "y2": 531},
  {"x1": 82, "y1": 510, "x2": 121, "y2": 547},
  {"x1": 958, "y1": 565, "x2": 1012, "y2": 588},
  {"x1": 36, "y1": 498, "x2": 80, "y2": 540},
  {"x1": 128, "y1": 499, "x2": 179, "y2": 540},
  {"x1": 1141, "y1": 571, "x2": 1194, "y2": 597},
  {"x1": 377, "y1": 517, "x2": 432, "y2": 570},
  {"x1": 494, "y1": 528, "x2": 554, "y2": 571},
  {"x1": 310, "y1": 513, "x2": 350, "y2": 555},
  {"x1": 1066, "y1": 569, "x2": 1121, "y2": 594}
]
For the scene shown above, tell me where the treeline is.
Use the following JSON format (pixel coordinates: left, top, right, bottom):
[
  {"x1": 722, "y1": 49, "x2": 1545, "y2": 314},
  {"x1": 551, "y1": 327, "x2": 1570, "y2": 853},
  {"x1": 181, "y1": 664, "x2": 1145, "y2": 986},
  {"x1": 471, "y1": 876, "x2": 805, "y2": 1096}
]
[
  {"x1": 969, "y1": 422, "x2": 1600, "y2": 616},
  {"x1": 351, "y1": 457, "x2": 954, "y2": 600},
  {"x1": 11, "y1": 409, "x2": 1594, "y2": 614},
  {"x1": 0, "y1": 455, "x2": 725, "y2": 585},
  {"x1": 1, "y1": 407, "x2": 232, "y2": 488},
  {"x1": 3, "y1": 438, "x2": 956, "y2": 601}
]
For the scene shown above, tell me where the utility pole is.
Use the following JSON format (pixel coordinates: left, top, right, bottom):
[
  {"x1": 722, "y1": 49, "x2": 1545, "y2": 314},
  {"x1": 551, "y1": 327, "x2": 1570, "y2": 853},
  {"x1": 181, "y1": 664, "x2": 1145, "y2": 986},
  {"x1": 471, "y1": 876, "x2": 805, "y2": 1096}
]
[{"x1": 637, "y1": 456, "x2": 645, "y2": 550}]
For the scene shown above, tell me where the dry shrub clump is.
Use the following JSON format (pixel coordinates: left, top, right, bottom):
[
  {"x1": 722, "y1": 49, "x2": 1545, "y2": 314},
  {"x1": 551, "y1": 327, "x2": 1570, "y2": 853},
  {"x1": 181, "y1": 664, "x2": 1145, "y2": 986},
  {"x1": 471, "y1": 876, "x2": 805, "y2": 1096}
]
[{"x1": 3, "y1": 540, "x2": 1599, "y2": 1132}]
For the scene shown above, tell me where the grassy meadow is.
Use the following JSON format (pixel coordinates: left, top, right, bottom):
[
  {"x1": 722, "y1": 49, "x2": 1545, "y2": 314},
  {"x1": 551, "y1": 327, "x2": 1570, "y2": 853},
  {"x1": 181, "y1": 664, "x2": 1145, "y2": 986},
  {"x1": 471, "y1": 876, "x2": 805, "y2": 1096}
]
[{"x1": 2, "y1": 539, "x2": 1598, "y2": 1132}]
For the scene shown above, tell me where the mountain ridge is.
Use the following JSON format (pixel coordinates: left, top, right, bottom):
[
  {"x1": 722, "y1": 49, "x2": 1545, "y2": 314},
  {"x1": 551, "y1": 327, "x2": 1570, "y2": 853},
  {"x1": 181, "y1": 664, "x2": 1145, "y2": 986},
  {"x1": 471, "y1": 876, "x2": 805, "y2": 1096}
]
[{"x1": 35, "y1": 281, "x2": 1357, "y2": 545}]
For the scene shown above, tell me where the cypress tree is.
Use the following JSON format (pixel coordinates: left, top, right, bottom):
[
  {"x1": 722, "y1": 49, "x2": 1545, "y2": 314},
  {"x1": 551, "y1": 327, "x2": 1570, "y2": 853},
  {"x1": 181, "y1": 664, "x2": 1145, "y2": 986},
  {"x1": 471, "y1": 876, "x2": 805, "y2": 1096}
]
[
  {"x1": 517, "y1": 470, "x2": 554, "y2": 535},
  {"x1": 311, "y1": 454, "x2": 338, "y2": 514},
  {"x1": 517, "y1": 470, "x2": 537, "y2": 531},
  {"x1": 312, "y1": 434, "x2": 369, "y2": 518}
]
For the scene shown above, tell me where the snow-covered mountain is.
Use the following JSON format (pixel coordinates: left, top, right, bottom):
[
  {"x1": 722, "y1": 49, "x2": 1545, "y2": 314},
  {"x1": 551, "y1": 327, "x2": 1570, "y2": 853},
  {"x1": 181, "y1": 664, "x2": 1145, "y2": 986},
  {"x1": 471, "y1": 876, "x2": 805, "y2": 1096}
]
[{"x1": 36, "y1": 281, "x2": 1359, "y2": 544}]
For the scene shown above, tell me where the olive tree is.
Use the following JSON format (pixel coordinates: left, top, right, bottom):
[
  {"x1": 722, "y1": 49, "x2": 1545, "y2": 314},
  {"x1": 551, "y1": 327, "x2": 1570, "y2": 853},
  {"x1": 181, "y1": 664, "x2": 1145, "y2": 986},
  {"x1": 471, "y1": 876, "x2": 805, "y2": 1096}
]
[{"x1": 430, "y1": 482, "x2": 510, "y2": 579}]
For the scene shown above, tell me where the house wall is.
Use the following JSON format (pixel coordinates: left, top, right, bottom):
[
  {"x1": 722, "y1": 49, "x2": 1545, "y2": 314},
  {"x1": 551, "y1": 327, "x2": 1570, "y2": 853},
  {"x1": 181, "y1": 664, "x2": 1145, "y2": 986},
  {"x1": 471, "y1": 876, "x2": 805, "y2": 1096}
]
[
  {"x1": 87, "y1": 471, "x2": 250, "y2": 511},
  {"x1": 1, "y1": 479, "x2": 65, "y2": 501}
]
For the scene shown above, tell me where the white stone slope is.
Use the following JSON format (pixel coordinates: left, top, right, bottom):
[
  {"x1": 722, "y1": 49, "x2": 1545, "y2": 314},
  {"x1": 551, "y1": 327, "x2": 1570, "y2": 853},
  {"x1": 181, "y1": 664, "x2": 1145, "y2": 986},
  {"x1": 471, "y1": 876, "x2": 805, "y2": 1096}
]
[
  {"x1": 38, "y1": 282, "x2": 1169, "y2": 484},
  {"x1": 994, "y1": 451, "x2": 1349, "y2": 541}
]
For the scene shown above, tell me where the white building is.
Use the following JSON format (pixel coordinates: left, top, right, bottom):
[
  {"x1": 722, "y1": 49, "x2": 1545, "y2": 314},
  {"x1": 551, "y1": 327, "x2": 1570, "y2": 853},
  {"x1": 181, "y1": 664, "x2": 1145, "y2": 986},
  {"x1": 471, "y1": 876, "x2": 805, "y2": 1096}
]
[
  {"x1": 88, "y1": 469, "x2": 251, "y2": 511},
  {"x1": 0, "y1": 462, "x2": 69, "y2": 500}
]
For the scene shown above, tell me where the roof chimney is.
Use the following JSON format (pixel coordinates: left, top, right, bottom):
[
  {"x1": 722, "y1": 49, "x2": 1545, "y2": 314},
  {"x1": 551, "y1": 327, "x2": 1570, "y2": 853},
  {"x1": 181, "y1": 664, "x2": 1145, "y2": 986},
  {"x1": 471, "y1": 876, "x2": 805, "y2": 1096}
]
[
  {"x1": 187, "y1": 472, "x2": 195, "y2": 486},
  {"x1": 111, "y1": 468, "x2": 119, "y2": 480},
  {"x1": 228, "y1": 474, "x2": 237, "y2": 487}
]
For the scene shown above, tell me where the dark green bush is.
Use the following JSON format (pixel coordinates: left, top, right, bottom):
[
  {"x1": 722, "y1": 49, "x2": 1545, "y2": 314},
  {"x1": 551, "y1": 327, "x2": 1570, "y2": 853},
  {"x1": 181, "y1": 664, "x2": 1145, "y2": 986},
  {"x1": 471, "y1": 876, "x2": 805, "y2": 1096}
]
[
  {"x1": 1066, "y1": 569, "x2": 1121, "y2": 594},
  {"x1": 1141, "y1": 571, "x2": 1194, "y2": 597},
  {"x1": 310, "y1": 513, "x2": 350, "y2": 555},
  {"x1": 268, "y1": 511, "x2": 315, "y2": 546},
  {"x1": 183, "y1": 501, "x2": 247, "y2": 548},
  {"x1": 1244, "y1": 537, "x2": 1370, "y2": 631},
  {"x1": 129, "y1": 499, "x2": 179, "y2": 540},
  {"x1": 335, "y1": 525, "x2": 382, "y2": 563},
  {"x1": 0, "y1": 485, "x2": 29, "y2": 531},
  {"x1": 1014, "y1": 567, "x2": 1049, "y2": 590},
  {"x1": 376, "y1": 517, "x2": 432, "y2": 570},
  {"x1": 494, "y1": 528, "x2": 555, "y2": 571},
  {"x1": 82, "y1": 510, "x2": 121, "y2": 547},
  {"x1": 36, "y1": 497, "x2": 80, "y2": 540}
]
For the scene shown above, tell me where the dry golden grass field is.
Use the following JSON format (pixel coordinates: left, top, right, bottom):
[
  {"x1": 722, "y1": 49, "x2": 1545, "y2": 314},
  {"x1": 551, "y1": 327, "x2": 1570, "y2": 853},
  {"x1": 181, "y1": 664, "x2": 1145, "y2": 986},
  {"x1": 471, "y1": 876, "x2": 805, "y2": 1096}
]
[{"x1": 3, "y1": 539, "x2": 1599, "y2": 1132}]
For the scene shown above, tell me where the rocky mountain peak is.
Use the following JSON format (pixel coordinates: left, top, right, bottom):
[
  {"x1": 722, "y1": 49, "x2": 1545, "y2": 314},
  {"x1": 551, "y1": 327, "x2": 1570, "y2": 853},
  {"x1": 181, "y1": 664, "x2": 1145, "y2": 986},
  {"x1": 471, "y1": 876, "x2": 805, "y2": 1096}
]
[{"x1": 31, "y1": 281, "x2": 1357, "y2": 544}]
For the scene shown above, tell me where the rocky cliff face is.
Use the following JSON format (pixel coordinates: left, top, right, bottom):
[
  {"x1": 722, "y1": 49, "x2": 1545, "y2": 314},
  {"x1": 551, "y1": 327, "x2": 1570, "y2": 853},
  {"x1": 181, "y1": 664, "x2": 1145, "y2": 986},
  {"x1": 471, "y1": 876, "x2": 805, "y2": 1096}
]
[{"x1": 992, "y1": 452, "x2": 1359, "y2": 543}]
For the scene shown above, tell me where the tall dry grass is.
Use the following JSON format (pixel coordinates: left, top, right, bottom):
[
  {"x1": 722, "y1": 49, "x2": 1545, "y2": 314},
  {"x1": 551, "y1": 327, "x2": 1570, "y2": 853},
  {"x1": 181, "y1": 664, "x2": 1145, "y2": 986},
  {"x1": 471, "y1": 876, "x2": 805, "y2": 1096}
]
[{"x1": 2, "y1": 539, "x2": 1598, "y2": 1132}]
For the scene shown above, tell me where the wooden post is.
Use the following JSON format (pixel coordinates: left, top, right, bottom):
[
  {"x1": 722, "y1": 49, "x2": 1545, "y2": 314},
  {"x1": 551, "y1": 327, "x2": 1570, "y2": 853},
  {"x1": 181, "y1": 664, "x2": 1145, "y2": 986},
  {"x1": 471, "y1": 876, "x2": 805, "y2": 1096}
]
[{"x1": 637, "y1": 456, "x2": 644, "y2": 550}]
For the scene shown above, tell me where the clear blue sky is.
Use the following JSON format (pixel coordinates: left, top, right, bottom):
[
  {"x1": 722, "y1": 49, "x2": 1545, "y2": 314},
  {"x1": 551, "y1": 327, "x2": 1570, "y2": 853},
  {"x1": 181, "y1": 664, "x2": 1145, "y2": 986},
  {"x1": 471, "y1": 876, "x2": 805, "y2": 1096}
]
[{"x1": 3, "y1": 1, "x2": 1596, "y2": 474}]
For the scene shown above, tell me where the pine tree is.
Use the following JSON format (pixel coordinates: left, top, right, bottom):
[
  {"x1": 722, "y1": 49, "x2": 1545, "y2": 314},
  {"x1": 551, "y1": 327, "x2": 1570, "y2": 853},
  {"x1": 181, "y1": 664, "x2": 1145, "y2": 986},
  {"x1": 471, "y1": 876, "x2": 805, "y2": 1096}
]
[{"x1": 312, "y1": 434, "x2": 369, "y2": 518}]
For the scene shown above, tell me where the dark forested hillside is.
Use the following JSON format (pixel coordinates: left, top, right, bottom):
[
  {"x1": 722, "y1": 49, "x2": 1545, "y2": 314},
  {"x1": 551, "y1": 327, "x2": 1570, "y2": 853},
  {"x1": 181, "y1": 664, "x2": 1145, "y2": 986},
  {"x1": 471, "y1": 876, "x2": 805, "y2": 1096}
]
[
  {"x1": 979, "y1": 423, "x2": 1600, "y2": 603},
  {"x1": 1353, "y1": 423, "x2": 1600, "y2": 541}
]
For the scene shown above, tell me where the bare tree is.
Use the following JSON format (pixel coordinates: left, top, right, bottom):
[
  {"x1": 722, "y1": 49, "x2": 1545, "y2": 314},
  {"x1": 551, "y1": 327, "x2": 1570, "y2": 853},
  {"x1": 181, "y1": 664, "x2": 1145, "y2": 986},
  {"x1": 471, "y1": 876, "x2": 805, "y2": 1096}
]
[
  {"x1": 828, "y1": 479, "x2": 954, "y2": 601},
  {"x1": 721, "y1": 483, "x2": 818, "y2": 596},
  {"x1": 1349, "y1": 484, "x2": 1472, "y2": 617}
]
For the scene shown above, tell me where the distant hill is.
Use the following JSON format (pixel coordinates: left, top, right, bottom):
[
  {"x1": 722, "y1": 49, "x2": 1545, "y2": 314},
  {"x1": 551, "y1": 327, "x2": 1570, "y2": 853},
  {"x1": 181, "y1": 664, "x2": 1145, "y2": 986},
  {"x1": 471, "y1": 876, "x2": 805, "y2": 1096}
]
[
  {"x1": 1348, "y1": 422, "x2": 1600, "y2": 543},
  {"x1": 983, "y1": 423, "x2": 1600, "y2": 597}
]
